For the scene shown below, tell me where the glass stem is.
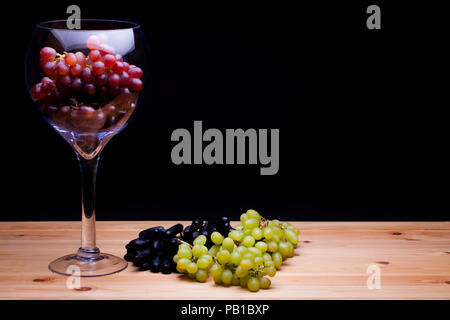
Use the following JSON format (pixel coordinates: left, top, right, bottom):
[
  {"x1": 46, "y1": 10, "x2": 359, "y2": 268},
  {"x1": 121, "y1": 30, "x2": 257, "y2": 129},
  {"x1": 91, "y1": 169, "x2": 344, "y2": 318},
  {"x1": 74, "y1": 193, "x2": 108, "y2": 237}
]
[{"x1": 76, "y1": 153, "x2": 101, "y2": 261}]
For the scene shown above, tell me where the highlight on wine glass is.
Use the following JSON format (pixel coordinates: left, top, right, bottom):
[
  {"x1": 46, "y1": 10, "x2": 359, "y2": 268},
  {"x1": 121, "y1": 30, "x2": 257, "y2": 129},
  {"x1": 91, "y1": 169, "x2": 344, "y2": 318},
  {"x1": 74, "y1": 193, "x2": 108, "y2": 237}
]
[{"x1": 25, "y1": 20, "x2": 149, "y2": 277}]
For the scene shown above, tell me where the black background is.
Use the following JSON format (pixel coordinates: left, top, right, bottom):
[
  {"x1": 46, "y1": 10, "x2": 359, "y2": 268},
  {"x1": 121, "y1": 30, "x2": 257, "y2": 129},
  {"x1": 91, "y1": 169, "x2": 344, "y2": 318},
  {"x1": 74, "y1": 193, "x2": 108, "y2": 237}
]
[{"x1": 1, "y1": 1, "x2": 446, "y2": 221}]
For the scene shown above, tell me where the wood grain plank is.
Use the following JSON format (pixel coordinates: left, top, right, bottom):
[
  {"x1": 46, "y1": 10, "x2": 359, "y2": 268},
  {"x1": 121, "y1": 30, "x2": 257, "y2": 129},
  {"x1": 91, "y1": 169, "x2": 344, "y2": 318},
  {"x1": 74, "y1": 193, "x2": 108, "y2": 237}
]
[{"x1": 0, "y1": 221, "x2": 449, "y2": 300}]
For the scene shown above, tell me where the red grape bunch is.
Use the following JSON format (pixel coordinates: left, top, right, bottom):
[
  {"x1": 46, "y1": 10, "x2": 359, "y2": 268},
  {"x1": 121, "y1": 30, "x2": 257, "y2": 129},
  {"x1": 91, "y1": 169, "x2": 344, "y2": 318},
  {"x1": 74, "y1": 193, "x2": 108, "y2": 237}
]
[{"x1": 31, "y1": 34, "x2": 144, "y2": 133}]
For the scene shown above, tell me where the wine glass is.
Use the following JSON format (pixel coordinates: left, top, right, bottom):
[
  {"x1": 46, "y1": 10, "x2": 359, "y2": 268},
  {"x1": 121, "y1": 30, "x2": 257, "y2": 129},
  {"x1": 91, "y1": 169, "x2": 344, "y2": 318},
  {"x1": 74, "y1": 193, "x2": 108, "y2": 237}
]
[{"x1": 25, "y1": 20, "x2": 149, "y2": 276}]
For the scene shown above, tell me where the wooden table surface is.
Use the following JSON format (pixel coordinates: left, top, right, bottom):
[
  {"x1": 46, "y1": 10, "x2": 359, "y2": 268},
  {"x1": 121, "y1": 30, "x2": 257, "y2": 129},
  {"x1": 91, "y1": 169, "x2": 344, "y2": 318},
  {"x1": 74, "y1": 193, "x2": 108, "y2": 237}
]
[{"x1": 0, "y1": 221, "x2": 449, "y2": 300}]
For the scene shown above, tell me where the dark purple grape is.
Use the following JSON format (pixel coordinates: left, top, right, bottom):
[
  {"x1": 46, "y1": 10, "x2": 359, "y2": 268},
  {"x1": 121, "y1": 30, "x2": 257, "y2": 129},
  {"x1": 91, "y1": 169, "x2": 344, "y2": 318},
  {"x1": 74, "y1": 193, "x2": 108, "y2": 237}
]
[
  {"x1": 150, "y1": 251, "x2": 163, "y2": 273},
  {"x1": 108, "y1": 85, "x2": 121, "y2": 96},
  {"x1": 165, "y1": 223, "x2": 183, "y2": 239},
  {"x1": 125, "y1": 238, "x2": 152, "y2": 250},
  {"x1": 139, "y1": 261, "x2": 152, "y2": 271},
  {"x1": 133, "y1": 248, "x2": 152, "y2": 264},
  {"x1": 124, "y1": 252, "x2": 135, "y2": 262},
  {"x1": 160, "y1": 258, "x2": 172, "y2": 274}
]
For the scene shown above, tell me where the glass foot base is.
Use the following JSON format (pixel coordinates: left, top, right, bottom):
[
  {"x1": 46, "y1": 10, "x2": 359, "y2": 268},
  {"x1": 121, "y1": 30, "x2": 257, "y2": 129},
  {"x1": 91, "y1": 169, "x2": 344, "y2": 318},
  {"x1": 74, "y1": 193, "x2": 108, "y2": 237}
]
[{"x1": 49, "y1": 252, "x2": 128, "y2": 277}]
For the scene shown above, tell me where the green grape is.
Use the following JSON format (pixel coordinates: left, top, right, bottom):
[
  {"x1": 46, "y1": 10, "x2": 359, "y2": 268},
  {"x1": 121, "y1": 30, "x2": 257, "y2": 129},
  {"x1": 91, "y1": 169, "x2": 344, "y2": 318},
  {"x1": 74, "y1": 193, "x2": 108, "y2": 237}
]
[
  {"x1": 282, "y1": 222, "x2": 290, "y2": 229},
  {"x1": 217, "y1": 250, "x2": 231, "y2": 264},
  {"x1": 240, "y1": 258, "x2": 254, "y2": 270},
  {"x1": 231, "y1": 273, "x2": 240, "y2": 286},
  {"x1": 268, "y1": 221, "x2": 276, "y2": 228},
  {"x1": 254, "y1": 256, "x2": 264, "y2": 267},
  {"x1": 193, "y1": 235, "x2": 207, "y2": 246},
  {"x1": 235, "y1": 225, "x2": 244, "y2": 231},
  {"x1": 229, "y1": 230, "x2": 244, "y2": 242},
  {"x1": 222, "y1": 237, "x2": 235, "y2": 252},
  {"x1": 235, "y1": 265, "x2": 248, "y2": 278},
  {"x1": 231, "y1": 251, "x2": 242, "y2": 265},
  {"x1": 264, "y1": 265, "x2": 276, "y2": 277},
  {"x1": 278, "y1": 241, "x2": 290, "y2": 258},
  {"x1": 248, "y1": 247, "x2": 262, "y2": 257},
  {"x1": 210, "y1": 263, "x2": 222, "y2": 278},
  {"x1": 272, "y1": 252, "x2": 283, "y2": 268},
  {"x1": 188, "y1": 271, "x2": 196, "y2": 279},
  {"x1": 284, "y1": 230, "x2": 299, "y2": 245},
  {"x1": 272, "y1": 234, "x2": 280, "y2": 243},
  {"x1": 197, "y1": 257, "x2": 211, "y2": 269},
  {"x1": 236, "y1": 246, "x2": 248, "y2": 255},
  {"x1": 255, "y1": 241, "x2": 268, "y2": 253},
  {"x1": 178, "y1": 248, "x2": 192, "y2": 259},
  {"x1": 251, "y1": 228, "x2": 263, "y2": 240},
  {"x1": 262, "y1": 252, "x2": 272, "y2": 262},
  {"x1": 195, "y1": 269, "x2": 208, "y2": 282},
  {"x1": 213, "y1": 273, "x2": 222, "y2": 284},
  {"x1": 247, "y1": 277, "x2": 260, "y2": 292},
  {"x1": 179, "y1": 243, "x2": 191, "y2": 251},
  {"x1": 242, "y1": 252, "x2": 255, "y2": 261},
  {"x1": 264, "y1": 260, "x2": 274, "y2": 267},
  {"x1": 287, "y1": 225, "x2": 299, "y2": 235},
  {"x1": 285, "y1": 241, "x2": 294, "y2": 257},
  {"x1": 211, "y1": 231, "x2": 224, "y2": 245},
  {"x1": 259, "y1": 277, "x2": 271, "y2": 289},
  {"x1": 243, "y1": 235, "x2": 255, "y2": 247},
  {"x1": 267, "y1": 241, "x2": 278, "y2": 252},
  {"x1": 243, "y1": 228, "x2": 253, "y2": 236},
  {"x1": 173, "y1": 254, "x2": 180, "y2": 263},
  {"x1": 186, "y1": 262, "x2": 198, "y2": 274},
  {"x1": 240, "y1": 275, "x2": 250, "y2": 288},
  {"x1": 240, "y1": 213, "x2": 248, "y2": 222},
  {"x1": 274, "y1": 227, "x2": 283, "y2": 238},
  {"x1": 200, "y1": 254, "x2": 213, "y2": 265},
  {"x1": 209, "y1": 244, "x2": 220, "y2": 256},
  {"x1": 263, "y1": 227, "x2": 274, "y2": 239},
  {"x1": 243, "y1": 218, "x2": 259, "y2": 229},
  {"x1": 176, "y1": 264, "x2": 185, "y2": 273},
  {"x1": 272, "y1": 219, "x2": 280, "y2": 226},
  {"x1": 177, "y1": 258, "x2": 191, "y2": 271},
  {"x1": 246, "y1": 209, "x2": 261, "y2": 221},
  {"x1": 221, "y1": 269, "x2": 233, "y2": 285},
  {"x1": 192, "y1": 245, "x2": 208, "y2": 257}
]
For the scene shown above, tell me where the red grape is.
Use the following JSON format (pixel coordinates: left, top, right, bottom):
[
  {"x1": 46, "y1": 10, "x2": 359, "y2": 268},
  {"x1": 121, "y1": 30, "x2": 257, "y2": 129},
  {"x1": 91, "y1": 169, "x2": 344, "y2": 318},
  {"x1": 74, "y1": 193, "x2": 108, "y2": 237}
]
[
  {"x1": 42, "y1": 61, "x2": 56, "y2": 75},
  {"x1": 39, "y1": 58, "x2": 46, "y2": 68},
  {"x1": 112, "y1": 61, "x2": 124, "y2": 73},
  {"x1": 108, "y1": 85, "x2": 121, "y2": 96},
  {"x1": 87, "y1": 35, "x2": 100, "y2": 50},
  {"x1": 41, "y1": 79, "x2": 56, "y2": 93},
  {"x1": 82, "y1": 68, "x2": 94, "y2": 82},
  {"x1": 128, "y1": 67, "x2": 143, "y2": 79},
  {"x1": 40, "y1": 47, "x2": 56, "y2": 62},
  {"x1": 78, "y1": 105, "x2": 95, "y2": 119},
  {"x1": 115, "y1": 54, "x2": 123, "y2": 62},
  {"x1": 55, "y1": 106, "x2": 71, "y2": 125},
  {"x1": 92, "y1": 61, "x2": 106, "y2": 75},
  {"x1": 75, "y1": 52, "x2": 87, "y2": 67},
  {"x1": 128, "y1": 78, "x2": 143, "y2": 92},
  {"x1": 56, "y1": 61, "x2": 70, "y2": 76},
  {"x1": 71, "y1": 77, "x2": 83, "y2": 90},
  {"x1": 95, "y1": 73, "x2": 108, "y2": 86},
  {"x1": 88, "y1": 50, "x2": 101, "y2": 62},
  {"x1": 87, "y1": 110, "x2": 106, "y2": 130},
  {"x1": 119, "y1": 72, "x2": 130, "y2": 86},
  {"x1": 121, "y1": 87, "x2": 131, "y2": 97},
  {"x1": 98, "y1": 86, "x2": 108, "y2": 98},
  {"x1": 108, "y1": 73, "x2": 120, "y2": 86},
  {"x1": 31, "y1": 83, "x2": 43, "y2": 100},
  {"x1": 58, "y1": 75, "x2": 72, "y2": 87},
  {"x1": 103, "y1": 104, "x2": 116, "y2": 116},
  {"x1": 70, "y1": 64, "x2": 83, "y2": 77},
  {"x1": 84, "y1": 83, "x2": 96, "y2": 95},
  {"x1": 122, "y1": 62, "x2": 130, "y2": 72},
  {"x1": 103, "y1": 54, "x2": 116, "y2": 68},
  {"x1": 65, "y1": 52, "x2": 77, "y2": 66}
]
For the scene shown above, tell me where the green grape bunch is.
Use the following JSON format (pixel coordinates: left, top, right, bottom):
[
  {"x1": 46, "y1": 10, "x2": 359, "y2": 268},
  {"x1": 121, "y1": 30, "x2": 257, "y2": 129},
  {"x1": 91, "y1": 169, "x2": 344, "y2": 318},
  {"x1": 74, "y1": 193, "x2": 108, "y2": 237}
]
[{"x1": 173, "y1": 209, "x2": 300, "y2": 292}]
